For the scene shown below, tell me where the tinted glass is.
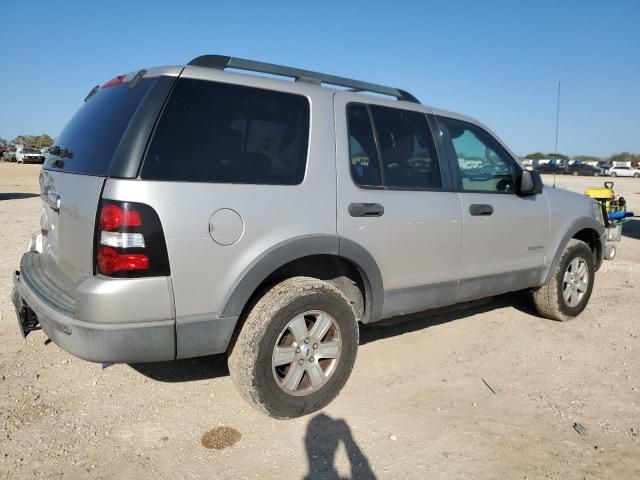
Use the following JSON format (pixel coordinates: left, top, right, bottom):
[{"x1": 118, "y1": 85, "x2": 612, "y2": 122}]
[
  {"x1": 347, "y1": 104, "x2": 382, "y2": 187},
  {"x1": 44, "y1": 79, "x2": 155, "y2": 175},
  {"x1": 141, "y1": 79, "x2": 310, "y2": 185},
  {"x1": 438, "y1": 116, "x2": 517, "y2": 193},
  {"x1": 370, "y1": 105, "x2": 441, "y2": 189}
]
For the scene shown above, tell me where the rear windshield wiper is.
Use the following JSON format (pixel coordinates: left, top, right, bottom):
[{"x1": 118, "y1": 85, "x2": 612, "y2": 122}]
[{"x1": 48, "y1": 146, "x2": 74, "y2": 168}]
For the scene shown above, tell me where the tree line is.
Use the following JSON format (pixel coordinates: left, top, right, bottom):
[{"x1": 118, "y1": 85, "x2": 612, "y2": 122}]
[{"x1": 0, "y1": 134, "x2": 55, "y2": 149}]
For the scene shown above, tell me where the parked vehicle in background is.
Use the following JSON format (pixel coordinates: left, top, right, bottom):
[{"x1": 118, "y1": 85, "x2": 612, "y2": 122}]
[
  {"x1": 533, "y1": 162, "x2": 567, "y2": 175},
  {"x1": 15, "y1": 146, "x2": 46, "y2": 164},
  {"x1": 3, "y1": 145, "x2": 18, "y2": 162},
  {"x1": 12, "y1": 55, "x2": 605, "y2": 419},
  {"x1": 607, "y1": 166, "x2": 640, "y2": 178},
  {"x1": 566, "y1": 163, "x2": 603, "y2": 176}
]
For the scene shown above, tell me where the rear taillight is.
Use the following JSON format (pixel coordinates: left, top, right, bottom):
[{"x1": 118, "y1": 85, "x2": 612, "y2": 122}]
[{"x1": 95, "y1": 200, "x2": 170, "y2": 278}]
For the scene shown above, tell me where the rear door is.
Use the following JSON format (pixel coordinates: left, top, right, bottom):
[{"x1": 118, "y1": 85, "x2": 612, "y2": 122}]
[
  {"x1": 335, "y1": 93, "x2": 463, "y2": 320},
  {"x1": 39, "y1": 75, "x2": 166, "y2": 288},
  {"x1": 435, "y1": 114, "x2": 549, "y2": 301}
]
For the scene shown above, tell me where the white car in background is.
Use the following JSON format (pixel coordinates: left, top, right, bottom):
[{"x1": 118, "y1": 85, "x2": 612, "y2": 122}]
[
  {"x1": 15, "y1": 146, "x2": 46, "y2": 164},
  {"x1": 607, "y1": 166, "x2": 640, "y2": 178}
]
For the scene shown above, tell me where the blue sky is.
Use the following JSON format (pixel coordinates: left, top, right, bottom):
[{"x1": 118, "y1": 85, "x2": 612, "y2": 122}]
[{"x1": 1, "y1": 0, "x2": 638, "y2": 157}]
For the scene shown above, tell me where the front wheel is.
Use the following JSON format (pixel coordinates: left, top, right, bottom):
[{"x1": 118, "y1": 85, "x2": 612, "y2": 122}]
[
  {"x1": 532, "y1": 239, "x2": 595, "y2": 321},
  {"x1": 634, "y1": 173, "x2": 639, "y2": 178},
  {"x1": 228, "y1": 277, "x2": 358, "y2": 419},
  {"x1": 611, "y1": 172, "x2": 617, "y2": 177}
]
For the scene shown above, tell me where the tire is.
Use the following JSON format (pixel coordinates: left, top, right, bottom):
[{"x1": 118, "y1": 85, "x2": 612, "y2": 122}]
[
  {"x1": 611, "y1": 172, "x2": 617, "y2": 177},
  {"x1": 594, "y1": 172, "x2": 600, "y2": 177},
  {"x1": 634, "y1": 173, "x2": 639, "y2": 178},
  {"x1": 228, "y1": 276, "x2": 358, "y2": 419},
  {"x1": 532, "y1": 239, "x2": 595, "y2": 321},
  {"x1": 573, "y1": 171, "x2": 578, "y2": 176},
  {"x1": 604, "y1": 244, "x2": 616, "y2": 260}
]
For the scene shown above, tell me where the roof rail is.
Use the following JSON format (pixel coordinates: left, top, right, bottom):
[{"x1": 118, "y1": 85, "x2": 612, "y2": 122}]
[{"x1": 187, "y1": 55, "x2": 420, "y2": 104}]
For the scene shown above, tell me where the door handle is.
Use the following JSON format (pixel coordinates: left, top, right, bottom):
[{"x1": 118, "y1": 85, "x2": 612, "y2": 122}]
[
  {"x1": 349, "y1": 203, "x2": 384, "y2": 217},
  {"x1": 469, "y1": 204, "x2": 493, "y2": 216}
]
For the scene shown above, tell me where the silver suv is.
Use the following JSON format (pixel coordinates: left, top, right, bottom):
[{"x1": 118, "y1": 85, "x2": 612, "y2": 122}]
[{"x1": 12, "y1": 55, "x2": 605, "y2": 418}]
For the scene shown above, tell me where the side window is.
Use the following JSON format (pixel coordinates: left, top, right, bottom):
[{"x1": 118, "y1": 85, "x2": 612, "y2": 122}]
[
  {"x1": 437, "y1": 116, "x2": 518, "y2": 193},
  {"x1": 370, "y1": 105, "x2": 442, "y2": 189},
  {"x1": 141, "y1": 79, "x2": 309, "y2": 185},
  {"x1": 346, "y1": 103, "x2": 442, "y2": 190},
  {"x1": 347, "y1": 104, "x2": 382, "y2": 187}
]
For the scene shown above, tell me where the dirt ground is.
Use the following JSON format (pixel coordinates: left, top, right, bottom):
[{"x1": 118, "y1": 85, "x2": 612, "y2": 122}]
[{"x1": 1, "y1": 163, "x2": 639, "y2": 480}]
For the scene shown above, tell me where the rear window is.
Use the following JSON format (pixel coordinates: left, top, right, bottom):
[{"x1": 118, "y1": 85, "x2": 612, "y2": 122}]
[
  {"x1": 44, "y1": 79, "x2": 155, "y2": 175},
  {"x1": 141, "y1": 78, "x2": 310, "y2": 185}
]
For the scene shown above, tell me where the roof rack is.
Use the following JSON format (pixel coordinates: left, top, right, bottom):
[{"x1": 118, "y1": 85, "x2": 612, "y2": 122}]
[{"x1": 187, "y1": 55, "x2": 420, "y2": 104}]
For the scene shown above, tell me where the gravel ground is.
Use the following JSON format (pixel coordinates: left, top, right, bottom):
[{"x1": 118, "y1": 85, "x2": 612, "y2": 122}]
[{"x1": 1, "y1": 163, "x2": 639, "y2": 479}]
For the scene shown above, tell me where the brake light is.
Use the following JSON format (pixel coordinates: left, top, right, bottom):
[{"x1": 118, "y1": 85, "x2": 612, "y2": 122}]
[
  {"x1": 100, "y1": 75, "x2": 126, "y2": 89},
  {"x1": 95, "y1": 200, "x2": 170, "y2": 278},
  {"x1": 100, "y1": 203, "x2": 142, "y2": 231}
]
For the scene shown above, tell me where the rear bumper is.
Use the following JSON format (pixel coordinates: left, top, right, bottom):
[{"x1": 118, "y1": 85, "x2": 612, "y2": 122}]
[
  {"x1": 12, "y1": 251, "x2": 240, "y2": 363},
  {"x1": 12, "y1": 270, "x2": 176, "y2": 363}
]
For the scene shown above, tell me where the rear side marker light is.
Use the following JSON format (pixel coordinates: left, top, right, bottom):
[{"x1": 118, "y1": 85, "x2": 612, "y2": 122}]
[
  {"x1": 98, "y1": 246, "x2": 149, "y2": 275},
  {"x1": 100, "y1": 231, "x2": 145, "y2": 248}
]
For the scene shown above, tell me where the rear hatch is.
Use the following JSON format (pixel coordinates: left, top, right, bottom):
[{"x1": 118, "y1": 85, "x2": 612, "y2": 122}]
[{"x1": 38, "y1": 72, "x2": 174, "y2": 291}]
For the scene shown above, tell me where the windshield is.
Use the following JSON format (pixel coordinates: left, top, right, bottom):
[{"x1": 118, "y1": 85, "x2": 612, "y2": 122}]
[{"x1": 44, "y1": 78, "x2": 155, "y2": 175}]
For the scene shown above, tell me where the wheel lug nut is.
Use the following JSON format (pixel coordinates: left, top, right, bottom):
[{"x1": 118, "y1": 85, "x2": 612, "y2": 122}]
[
  {"x1": 313, "y1": 343, "x2": 318, "y2": 349},
  {"x1": 298, "y1": 359, "x2": 304, "y2": 365},
  {"x1": 304, "y1": 338, "x2": 309, "y2": 344},
  {"x1": 295, "y1": 347, "x2": 301, "y2": 353},
  {"x1": 309, "y1": 356, "x2": 314, "y2": 362}
]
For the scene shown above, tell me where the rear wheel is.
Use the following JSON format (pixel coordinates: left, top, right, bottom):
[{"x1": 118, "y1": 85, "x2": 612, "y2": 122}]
[
  {"x1": 532, "y1": 239, "x2": 595, "y2": 321},
  {"x1": 611, "y1": 172, "x2": 617, "y2": 177},
  {"x1": 228, "y1": 277, "x2": 358, "y2": 418},
  {"x1": 573, "y1": 171, "x2": 578, "y2": 176},
  {"x1": 634, "y1": 173, "x2": 639, "y2": 178}
]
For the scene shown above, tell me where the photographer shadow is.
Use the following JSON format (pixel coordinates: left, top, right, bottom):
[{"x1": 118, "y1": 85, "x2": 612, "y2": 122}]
[{"x1": 304, "y1": 413, "x2": 376, "y2": 480}]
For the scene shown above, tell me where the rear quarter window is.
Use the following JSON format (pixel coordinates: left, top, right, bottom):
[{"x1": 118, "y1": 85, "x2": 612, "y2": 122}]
[
  {"x1": 44, "y1": 79, "x2": 156, "y2": 176},
  {"x1": 141, "y1": 78, "x2": 310, "y2": 185}
]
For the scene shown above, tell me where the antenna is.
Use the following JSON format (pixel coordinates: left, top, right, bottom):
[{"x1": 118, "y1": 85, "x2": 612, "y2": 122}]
[{"x1": 553, "y1": 81, "x2": 561, "y2": 188}]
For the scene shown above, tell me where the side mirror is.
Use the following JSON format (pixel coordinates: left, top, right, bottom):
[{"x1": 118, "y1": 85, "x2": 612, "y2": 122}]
[{"x1": 519, "y1": 170, "x2": 543, "y2": 195}]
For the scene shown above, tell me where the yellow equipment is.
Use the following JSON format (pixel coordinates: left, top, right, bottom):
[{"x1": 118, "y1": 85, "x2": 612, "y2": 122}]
[
  {"x1": 584, "y1": 182, "x2": 626, "y2": 218},
  {"x1": 584, "y1": 181, "x2": 633, "y2": 260}
]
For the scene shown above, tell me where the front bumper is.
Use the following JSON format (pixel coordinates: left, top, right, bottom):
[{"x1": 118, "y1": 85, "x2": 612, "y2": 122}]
[{"x1": 12, "y1": 270, "x2": 176, "y2": 363}]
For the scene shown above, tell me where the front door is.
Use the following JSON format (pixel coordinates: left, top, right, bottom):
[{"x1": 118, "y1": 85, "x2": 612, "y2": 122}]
[
  {"x1": 435, "y1": 115, "x2": 549, "y2": 301},
  {"x1": 334, "y1": 93, "x2": 463, "y2": 321}
]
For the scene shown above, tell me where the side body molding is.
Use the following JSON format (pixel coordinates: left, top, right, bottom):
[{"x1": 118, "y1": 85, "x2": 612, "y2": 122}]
[{"x1": 219, "y1": 235, "x2": 384, "y2": 324}]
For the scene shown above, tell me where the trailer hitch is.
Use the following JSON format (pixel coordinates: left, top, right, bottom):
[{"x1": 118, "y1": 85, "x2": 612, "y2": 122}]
[{"x1": 17, "y1": 304, "x2": 40, "y2": 338}]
